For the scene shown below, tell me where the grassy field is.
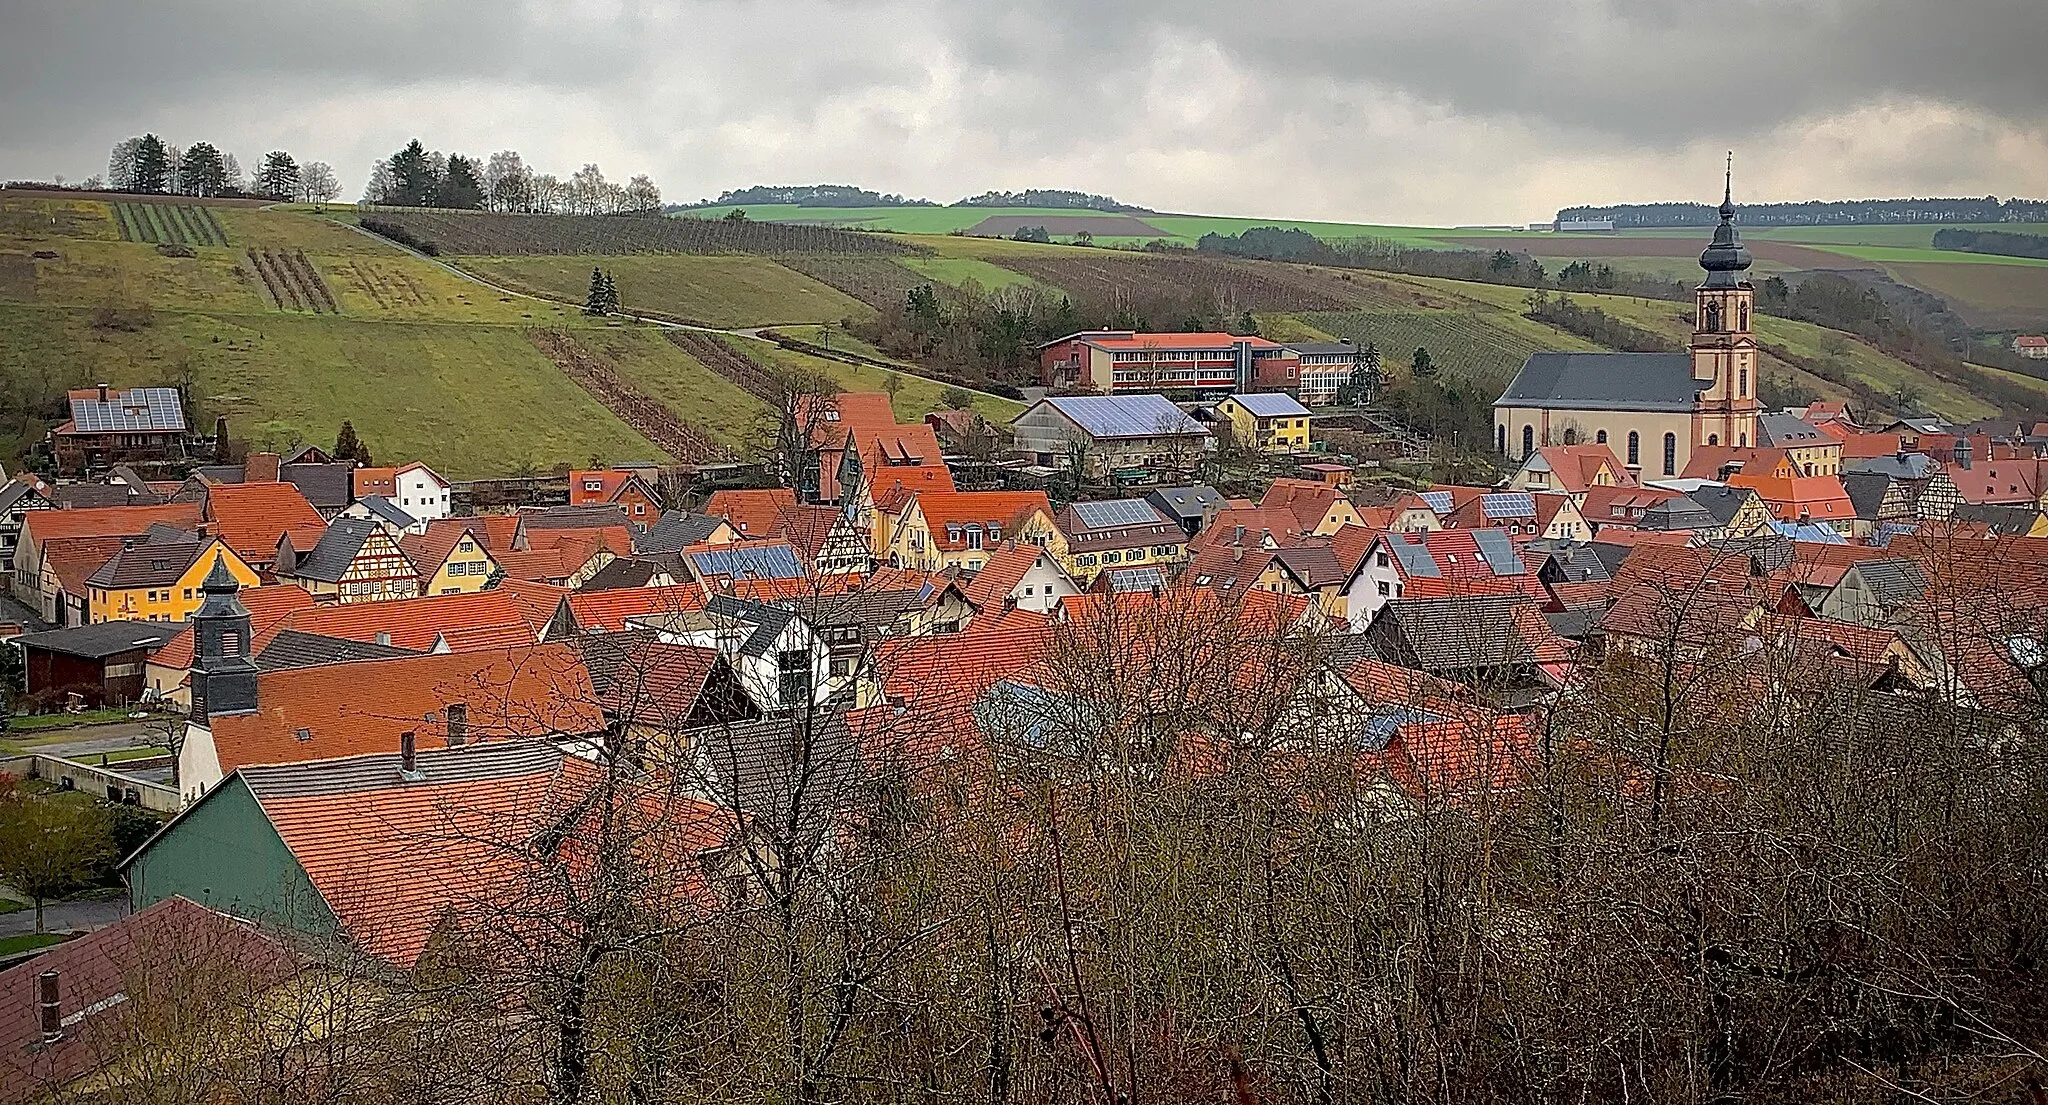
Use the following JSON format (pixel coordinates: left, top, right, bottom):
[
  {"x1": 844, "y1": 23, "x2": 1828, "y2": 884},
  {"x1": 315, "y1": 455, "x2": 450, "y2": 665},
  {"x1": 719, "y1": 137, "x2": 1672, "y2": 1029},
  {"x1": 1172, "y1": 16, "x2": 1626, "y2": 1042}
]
[
  {"x1": 678, "y1": 203, "x2": 1461, "y2": 246},
  {"x1": 568, "y1": 327, "x2": 772, "y2": 449},
  {"x1": 459, "y1": 254, "x2": 871, "y2": 327},
  {"x1": 898, "y1": 255, "x2": 1046, "y2": 292},
  {"x1": 730, "y1": 336, "x2": 1026, "y2": 424}
]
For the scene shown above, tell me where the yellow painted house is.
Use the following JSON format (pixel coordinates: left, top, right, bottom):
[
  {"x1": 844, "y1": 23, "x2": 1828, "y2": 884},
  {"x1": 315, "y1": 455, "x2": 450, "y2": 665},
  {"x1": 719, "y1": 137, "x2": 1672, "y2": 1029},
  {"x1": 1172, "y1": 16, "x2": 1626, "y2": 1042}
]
[
  {"x1": 1217, "y1": 393, "x2": 1313, "y2": 454},
  {"x1": 890, "y1": 491, "x2": 1066, "y2": 573},
  {"x1": 401, "y1": 526, "x2": 502, "y2": 597},
  {"x1": 87, "y1": 537, "x2": 260, "y2": 624}
]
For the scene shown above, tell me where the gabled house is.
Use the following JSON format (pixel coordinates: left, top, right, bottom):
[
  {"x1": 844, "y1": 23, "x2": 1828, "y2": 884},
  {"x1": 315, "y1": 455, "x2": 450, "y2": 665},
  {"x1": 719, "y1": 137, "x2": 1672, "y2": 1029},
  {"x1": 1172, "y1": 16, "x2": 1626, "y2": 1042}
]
[
  {"x1": 1259, "y1": 478, "x2": 1363, "y2": 535},
  {"x1": 1054, "y1": 498, "x2": 1189, "y2": 585},
  {"x1": 0, "y1": 477, "x2": 53, "y2": 574},
  {"x1": 1216, "y1": 392, "x2": 1312, "y2": 453},
  {"x1": 1818, "y1": 557, "x2": 1929, "y2": 629},
  {"x1": 569, "y1": 468, "x2": 663, "y2": 522},
  {"x1": 1339, "y1": 529, "x2": 1534, "y2": 625},
  {"x1": 578, "y1": 630, "x2": 761, "y2": 736},
  {"x1": 1505, "y1": 443, "x2": 1637, "y2": 501},
  {"x1": 890, "y1": 490, "x2": 1063, "y2": 573},
  {"x1": 1683, "y1": 483, "x2": 1777, "y2": 540},
  {"x1": 1755, "y1": 412, "x2": 1845, "y2": 476},
  {"x1": 338, "y1": 494, "x2": 423, "y2": 536},
  {"x1": 638, "y1": 510, "x2": 737, "y2": 554},
  {"x1": 400, "y1": 523, "x2": 502, "y2": 596},
  {"x1": 48, "y1": 384, "x2": 188, "y2": 475},
  {"x1": 86, "y1": 529, "x2": 261, "y2": 623},
  {"x1": 351, "y1": 461, "x2": 451, "y2": 522},
  {"x1": 1145, "y1": 485, "x2": 1227, "y2": 536},
  {"x1": 633, "y1": 594, "x2": 833, "y2": 712},
  {"x1": 962, "y1": 540, "x2": 1082, "y2": 615},
  {"x1": 1361, "y1": 595, "x2": 1577, "y2": 705},
  {"x1": 1435, "y1": 488, "x2": 1588, "y2": 542},
  {"x1": 275, "y1": 517, "x2": 419, "y2": 603}
]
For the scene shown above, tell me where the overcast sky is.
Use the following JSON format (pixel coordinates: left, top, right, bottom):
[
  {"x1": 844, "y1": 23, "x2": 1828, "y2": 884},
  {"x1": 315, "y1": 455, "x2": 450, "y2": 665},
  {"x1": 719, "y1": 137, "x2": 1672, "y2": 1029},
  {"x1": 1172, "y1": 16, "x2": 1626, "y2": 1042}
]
[{"x1": 5, "y1": 0, "x2": 2044, "y2": 226}]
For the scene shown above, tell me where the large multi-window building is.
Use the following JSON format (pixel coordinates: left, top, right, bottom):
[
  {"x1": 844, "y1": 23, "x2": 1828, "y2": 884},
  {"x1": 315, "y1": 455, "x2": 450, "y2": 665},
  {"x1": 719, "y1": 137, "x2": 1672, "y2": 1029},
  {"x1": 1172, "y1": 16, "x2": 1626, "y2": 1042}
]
[{"x1": 1036, "y1": 331, "x2": 1370, "y2": 405}]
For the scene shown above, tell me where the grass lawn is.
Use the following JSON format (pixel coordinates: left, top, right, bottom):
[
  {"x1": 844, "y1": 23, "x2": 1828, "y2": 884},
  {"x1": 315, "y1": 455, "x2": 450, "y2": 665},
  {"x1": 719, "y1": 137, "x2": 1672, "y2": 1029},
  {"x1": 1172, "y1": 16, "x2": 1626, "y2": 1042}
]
[
  {"x1": 459, "y1": 254, "x2": 872, "y2": 327},
  {"x1": 568, "y1": 327, "x2": 772, "y2": 450},
  {"x1": 0, "y1": 304, "x2": 662, "y2": 477},
  {"x1": 0, "y1": 933, "x2": 66, "y2": 957},
  {"x1": 898, "y1": 255, "x2": 1047, "y2": 292},
  {"x1": 1878, "y1": 261, "x2": 2048, "y2": 331},
  {"x1": 0, "y1": 898, "x2": 25, "y2": 915},
  {"x1": 728, "y1": 337, "x2": 1025, "y2": 424},
  {"x1": 674, "y1": 204, "x2": 1463, "y2": 247},
  {"x1": 1809, "y1": 244, "x2": 2048, "y2": 268},
  {"x1": 1746, "y1": 223, "x2": 2042, "y2": 248},
  {"x1": 0, "y1": 238, "x2": 269, "y2": 313},
  {"x1": 7, "y1": 707, "x2": 137, "y2": 734}
]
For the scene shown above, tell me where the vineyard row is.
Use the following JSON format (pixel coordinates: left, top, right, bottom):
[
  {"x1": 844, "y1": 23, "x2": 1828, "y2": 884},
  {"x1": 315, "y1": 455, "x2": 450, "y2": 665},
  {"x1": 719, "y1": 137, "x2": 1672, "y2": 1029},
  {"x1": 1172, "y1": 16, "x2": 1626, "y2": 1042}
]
[
  {"x1": 358, "y1": 209, "x2": 930, "y2": 259},
  {"x1": 665, "y1": 331, "x2": 788, "y2": 406},
  {"x1": 247, "y1": 249, "x2": 340, "y2": 313},
  {"x1": 113, "y1": 203, "x2": 228, "y2": 247},
  {"x1": 529, "y1": 329, "x2": 737, "y2": 465}
]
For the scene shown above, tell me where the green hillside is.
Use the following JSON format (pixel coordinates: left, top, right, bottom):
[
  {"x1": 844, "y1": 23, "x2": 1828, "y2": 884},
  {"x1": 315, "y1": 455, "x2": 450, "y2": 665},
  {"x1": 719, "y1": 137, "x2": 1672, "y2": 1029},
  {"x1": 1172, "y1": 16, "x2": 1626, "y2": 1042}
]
[{"x1": 460, "y1": 254, "x2": 872, "y2": 328}]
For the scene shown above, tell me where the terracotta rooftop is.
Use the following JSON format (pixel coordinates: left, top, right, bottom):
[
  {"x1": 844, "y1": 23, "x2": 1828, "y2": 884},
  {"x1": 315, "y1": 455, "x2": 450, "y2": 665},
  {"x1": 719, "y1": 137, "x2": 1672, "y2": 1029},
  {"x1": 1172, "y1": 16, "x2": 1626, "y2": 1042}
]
[
  {"x1": 21, "y1": 501, "x2": 202, "y2": 543},
  {"x1": 205, "y1": 482, "x2": 327, "y2": 561}
]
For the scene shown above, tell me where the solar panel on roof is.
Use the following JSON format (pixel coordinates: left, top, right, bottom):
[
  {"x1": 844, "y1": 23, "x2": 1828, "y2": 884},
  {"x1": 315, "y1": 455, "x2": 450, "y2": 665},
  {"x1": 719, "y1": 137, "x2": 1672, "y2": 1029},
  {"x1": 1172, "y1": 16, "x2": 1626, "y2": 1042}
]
[
  {"x1": 1469, "y1": 529, "x2": 1525, "y2": 575},
  {"x1": 1480, "y1": 492, "x2": 1536, "y2": 518},
  {"x1": 688, "y1": 544, "x2": 804, "y2": 579},
  {"x1": 1071, "y1": 499, "x2": 1159, "y2": 529},
  {"x1": 70, "y1": 387, "x2": 186, "y2": 433},
  {"x1": 1418, "y1": 491, "x2": 1454, "y2": 515},
  {"x1": 1104, "y1": 566, "x2": 1165, "y2": 592}
]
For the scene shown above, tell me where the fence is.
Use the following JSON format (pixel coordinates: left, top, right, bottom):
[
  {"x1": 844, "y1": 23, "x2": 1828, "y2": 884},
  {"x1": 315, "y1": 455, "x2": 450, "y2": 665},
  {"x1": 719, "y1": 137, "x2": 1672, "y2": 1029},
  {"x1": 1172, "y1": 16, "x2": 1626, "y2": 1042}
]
[{"x1": 0, "y1": 753, "x2": 181, "y2": 812}]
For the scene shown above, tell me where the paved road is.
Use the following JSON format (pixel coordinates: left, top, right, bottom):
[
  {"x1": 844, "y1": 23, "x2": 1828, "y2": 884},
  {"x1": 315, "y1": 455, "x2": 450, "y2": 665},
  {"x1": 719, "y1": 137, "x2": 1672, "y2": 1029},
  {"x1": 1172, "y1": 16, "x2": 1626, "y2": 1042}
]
[{"x1": 0, "y1": 896, "x2": 126, "y2": 937}]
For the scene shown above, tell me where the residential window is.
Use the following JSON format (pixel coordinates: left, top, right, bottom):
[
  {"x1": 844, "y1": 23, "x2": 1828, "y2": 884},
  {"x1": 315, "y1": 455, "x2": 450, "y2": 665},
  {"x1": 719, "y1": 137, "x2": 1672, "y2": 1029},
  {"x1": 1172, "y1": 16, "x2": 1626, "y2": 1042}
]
[
  {"x1": 1377, "y1": 581, "x2": 1390, "y2": 596},
  {"x1": 777, "y1": 651, "x2": 812, "y2": 706}
]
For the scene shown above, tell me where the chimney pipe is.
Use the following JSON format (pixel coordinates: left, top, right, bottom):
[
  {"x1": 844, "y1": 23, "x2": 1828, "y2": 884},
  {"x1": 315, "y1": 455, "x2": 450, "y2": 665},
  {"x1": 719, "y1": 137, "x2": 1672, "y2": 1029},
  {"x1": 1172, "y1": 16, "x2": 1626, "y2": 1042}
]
[
  {"x1": 37, "y1": 970, "x2": 60, "y2": 1042},
  {"x1": 400, "y1": 731, "x2": 417, "y2": 775}
]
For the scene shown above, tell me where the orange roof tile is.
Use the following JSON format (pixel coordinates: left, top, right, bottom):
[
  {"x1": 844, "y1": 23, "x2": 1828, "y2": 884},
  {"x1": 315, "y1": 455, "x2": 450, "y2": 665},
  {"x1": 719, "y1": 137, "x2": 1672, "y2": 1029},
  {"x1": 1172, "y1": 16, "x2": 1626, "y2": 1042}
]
[
  {"x1": 1259, "y1": 478, "x2": 1347, "y2": 531},
  {"x1": 961, "y1": 541, "x2": 1053, "y2": 609},
  {"x1": 704, "y1": 489, "x2": 801, "y2": 540},
  {"x1": 1525, "y1": 443, "x2": 1635, "y2": 494},
  {"x1": 40, "y1": 535, "x2": 129, "y2": 596},
  {"x1": 561, "y1": 584, "x2": 709, "y2": 633},
  {"x1": 209, "y1": 643, "x2": 604, "y2": 775},
  {"x1": 22, "y1": 502, "x2": 202, "y2": 544},
  {"x1": 398, "y1": 523, "x2": 496, "y2": 581},
  {"x1": 915, "y1": 491, "x2": 1054, "y2": 551},
  {"x1": 205, "y1": 482, "x2": 327, "y2": 561},
  {"x1": 148, "y1": 585, "x2": 319, "y2": 670},
  {"x1": 263, "y1": 587, "x2": 553, "y2": 653}
]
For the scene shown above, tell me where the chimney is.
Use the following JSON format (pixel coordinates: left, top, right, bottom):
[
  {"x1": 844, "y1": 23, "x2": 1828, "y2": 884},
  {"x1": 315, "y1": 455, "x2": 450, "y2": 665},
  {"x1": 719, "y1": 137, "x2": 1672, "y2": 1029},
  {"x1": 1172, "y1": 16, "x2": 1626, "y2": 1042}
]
[
  {"x1": 446, "y1": 703, "x2": 468, "y2": 747},
  {"x1": 96, "y1": 383, "x2": 109, "y2": 403},
  {"x1": 400, "y1": 731, "x2": 418, "y2": 778},
  {"x1": 37, "y1": 970, "x2": 60, "y2": 1042},
  {"x1": 245, "y1": 452, "x2": 281, "y2": 484}
]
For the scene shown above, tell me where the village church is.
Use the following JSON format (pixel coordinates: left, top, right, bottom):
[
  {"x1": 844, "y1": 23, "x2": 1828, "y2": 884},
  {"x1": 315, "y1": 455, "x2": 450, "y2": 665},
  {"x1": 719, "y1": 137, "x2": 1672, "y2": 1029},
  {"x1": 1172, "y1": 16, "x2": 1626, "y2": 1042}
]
[{"x1": 1494, "y1": 174, "x2": 1763, "y2": 478}]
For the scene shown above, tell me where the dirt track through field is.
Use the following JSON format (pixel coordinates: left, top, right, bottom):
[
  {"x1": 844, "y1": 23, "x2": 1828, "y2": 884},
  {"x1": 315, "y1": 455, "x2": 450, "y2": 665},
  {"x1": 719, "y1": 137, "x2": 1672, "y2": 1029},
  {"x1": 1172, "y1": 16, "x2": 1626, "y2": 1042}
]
[{"x1": 529, "y1": 329, "x2": 736, "y2": 464}]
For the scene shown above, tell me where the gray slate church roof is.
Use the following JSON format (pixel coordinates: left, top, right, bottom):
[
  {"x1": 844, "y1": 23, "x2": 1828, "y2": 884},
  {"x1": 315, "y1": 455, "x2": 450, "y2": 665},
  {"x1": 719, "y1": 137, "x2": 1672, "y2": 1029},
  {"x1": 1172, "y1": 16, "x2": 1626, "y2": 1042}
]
[{"x1": 1494, "y1": 353, "x2": 1701, "y2": 413}]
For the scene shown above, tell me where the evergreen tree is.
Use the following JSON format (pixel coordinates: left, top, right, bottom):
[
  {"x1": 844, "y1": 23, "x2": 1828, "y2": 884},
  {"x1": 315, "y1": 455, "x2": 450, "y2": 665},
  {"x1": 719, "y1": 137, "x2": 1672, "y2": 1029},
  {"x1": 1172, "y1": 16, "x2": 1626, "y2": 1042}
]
[
  {"x1": 177, "y1": 143, "x2": 228, "y2": 197},
  {"x1": 601, "y1": 270, "x2": 620, "y2": 313},
  {"x1": 1411, "y1": 345, "x2": 1436, "y2": 377},
  {"x1": 435, "y1": 154, "x2": 485, "y2": 209},
  {"x1": 387, "y1": 139, "x2": 438, "y2": 206},
  {"x1": 131, "y1": 134, "x2": 171, "y2": 194},
  {"x1": 586, "y1": 267, "x2": 609, "y2": 315},
  {"x1": 334, "y1": 420, "x2": 362, "y2": 461},
  {"x1": 255, "y1": 151, "x2": 300, "y2": 201}
]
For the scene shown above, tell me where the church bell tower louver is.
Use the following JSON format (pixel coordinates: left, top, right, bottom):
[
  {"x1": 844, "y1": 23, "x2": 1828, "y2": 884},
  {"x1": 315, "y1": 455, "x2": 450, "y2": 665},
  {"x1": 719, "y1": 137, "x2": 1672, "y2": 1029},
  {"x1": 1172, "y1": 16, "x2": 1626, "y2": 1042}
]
[{"x1": 1690, "y1": 155, "x2": 1762, "y2": 449}]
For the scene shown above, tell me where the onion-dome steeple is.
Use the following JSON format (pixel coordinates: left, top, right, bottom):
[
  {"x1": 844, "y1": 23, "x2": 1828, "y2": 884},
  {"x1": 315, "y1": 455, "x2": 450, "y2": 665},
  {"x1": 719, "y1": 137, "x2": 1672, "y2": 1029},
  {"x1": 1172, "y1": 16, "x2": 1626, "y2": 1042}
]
[{"x1": 1699, "y1": 154, "x2": 1752, "y2": 289}]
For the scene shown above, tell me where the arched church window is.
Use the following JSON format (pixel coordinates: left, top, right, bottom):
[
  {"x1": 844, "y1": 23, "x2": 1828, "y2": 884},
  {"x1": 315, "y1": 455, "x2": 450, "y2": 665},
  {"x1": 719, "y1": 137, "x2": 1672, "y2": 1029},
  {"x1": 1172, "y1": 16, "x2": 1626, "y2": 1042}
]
[
  {"x1": 1738, "y1": 433, "x2": 1747, "y2": 446},
  {"x1": 1740, "y1": 367, "x2": 1748, "y2": 397},
  {"x1": 1563, "y1": 427, "x2": 1579, "y2": 445},
  {"x1": 1739, "y1": 302, "x2": 1750, "y2": 330},
  {"x1": 1706, "y1": 301, "x2": 1723, "y2": 332},
  {"x1": 1708, "y1": 434, "x2": 1719, "y2": 446},
  {"x1": 1596, "y1": 430, "x2": 1608, "y2": 444},
  {"x1": 1627, "y1": 431, "x2": 1640, "y2": 466},
  {"x1": 1662, "y1": 433, "x2": 1677, "y2": 476},
  {"x1": 1497, "y1": 424, "x2": 1506, "y2": 454},
  {"x1": 1522, "y1": 425, "x2": 1534, "y2": 457}
]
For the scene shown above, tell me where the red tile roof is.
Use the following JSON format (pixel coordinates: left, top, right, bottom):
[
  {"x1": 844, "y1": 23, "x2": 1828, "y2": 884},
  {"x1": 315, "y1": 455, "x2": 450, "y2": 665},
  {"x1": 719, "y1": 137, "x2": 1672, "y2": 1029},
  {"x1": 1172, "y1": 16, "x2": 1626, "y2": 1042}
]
[
  {"x1": 915, "y1": 491, "x2": 1055, "y2": 552},
  {"x1": 208, "y1": 643, "x2": 604, "y2": 774},
  {"x1": 704, "y1": 489, "x2": 801, "y2": 539},
  {"x1": 205, "y1": 482, "x2": 327, "y2": 561},
  {"x1": 0, "y1": 896, "x2": 299, "y2": 1101},
  {"x1": 263, "y1": 586, "x2": 554, "y2": 653},
  {"x1": 21, "y1": 502, "x2": 202, "y2": 544},
  {"x1": 961, "y1": 541, "x2": 1053, "y2": 609},
  {"x1": 561, "y1": 584, "x2": 710, "y2": 633},
  {"x1": 40, "y1": 535, "x2": 129, "y2": 596},
  {"x1": 148, "y1": 584, "x2": 320, "y2": 670},
  {"x1": 1258, "y1": 478, "x2": 1348, "y2": 531},
  {"x1": 1526, "y1": 443, "x2": 1635, "y2": 494}
]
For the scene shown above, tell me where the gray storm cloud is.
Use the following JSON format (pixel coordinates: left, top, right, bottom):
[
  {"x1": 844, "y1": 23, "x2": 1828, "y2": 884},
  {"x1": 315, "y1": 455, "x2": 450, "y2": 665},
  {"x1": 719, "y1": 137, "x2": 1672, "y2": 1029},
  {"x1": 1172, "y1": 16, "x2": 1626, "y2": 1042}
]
[{"x1": 3, "y1": 0, "x2": 2043, "y2": 225}]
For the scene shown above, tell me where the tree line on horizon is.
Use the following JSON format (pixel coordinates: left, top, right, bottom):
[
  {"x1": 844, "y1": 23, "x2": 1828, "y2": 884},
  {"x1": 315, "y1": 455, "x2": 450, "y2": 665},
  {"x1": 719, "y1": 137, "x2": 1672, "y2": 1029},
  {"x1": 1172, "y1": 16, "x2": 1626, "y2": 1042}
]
[
  {"x1": 362, "y1": 141, "x2": 661, "y2": 216},
  {"x1": 693, "y1": 184, "x2": 1148, "y2": 213},
  {"x1": 96, "y1": 135, "x2": 340, "y2": 203},
  {"x1": 1557, "y1": 195, "x2": 2048, "y2": 228}
]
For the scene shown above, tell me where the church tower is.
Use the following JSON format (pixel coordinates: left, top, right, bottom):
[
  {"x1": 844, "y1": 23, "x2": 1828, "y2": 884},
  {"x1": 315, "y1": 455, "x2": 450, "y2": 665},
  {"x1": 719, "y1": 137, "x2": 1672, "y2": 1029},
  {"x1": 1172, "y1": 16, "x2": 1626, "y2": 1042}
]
[
  {"x1": 1690, "y1": 159, "x2": 1761, "y2": 448},
  {"x1": 189, "y1": 555, "x2": 258, "y2": 720}
]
